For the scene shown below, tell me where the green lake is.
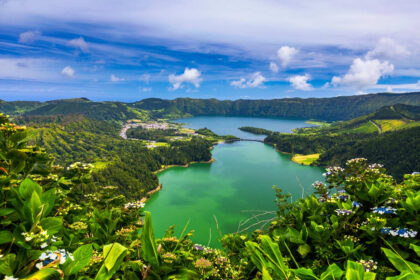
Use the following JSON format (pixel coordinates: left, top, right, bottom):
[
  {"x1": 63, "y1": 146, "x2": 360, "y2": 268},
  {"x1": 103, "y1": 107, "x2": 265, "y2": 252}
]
[{"x1": 145, "y1": 117, "x2": 324, "y2": 247}]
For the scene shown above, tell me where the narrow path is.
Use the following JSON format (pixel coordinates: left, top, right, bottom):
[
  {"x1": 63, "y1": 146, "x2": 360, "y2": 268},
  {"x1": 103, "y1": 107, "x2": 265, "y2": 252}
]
[{"x1": 370, "y1": 120, "x2": 382, "y2": 134}]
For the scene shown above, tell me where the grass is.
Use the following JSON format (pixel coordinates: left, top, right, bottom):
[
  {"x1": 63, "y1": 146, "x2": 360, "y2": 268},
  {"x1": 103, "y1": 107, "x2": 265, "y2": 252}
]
[
  {"x1": 305, "y1": 120, "x2": 330, "y2": 126},
  {"x1": 291, "y1": 153, "x2": 320, "y2": 165},
  {"x1": 375, "y1": 119, "x2": 407, "y2": 132}
]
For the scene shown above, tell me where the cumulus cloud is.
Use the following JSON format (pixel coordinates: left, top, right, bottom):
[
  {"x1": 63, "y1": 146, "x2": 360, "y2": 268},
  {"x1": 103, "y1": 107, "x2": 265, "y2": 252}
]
[
  {"x1": 110, "y1": 74, "x2": 124, "y2": 82},
  {"x1": 331, "y1": 58, "x2": 394, "y2": 89},
  {"x1": 68, "y1": 37, "x2": 89, "y2": 52},
  {"x1": 139, "y1": 73, "x2": 151, "y2": 84},
  {"x1": 19, "y1": 30, "x2": 42, "y2": 43},
  {"x1": 288, "y1": 74, "x2": 313, "y2": 91},
  {"x1": 230, "y1": 72, "x2": 266, "y2": 88},
  {"x1": 269, "y1": 62, "x2": 279, "y2": 73},
  {"x1": 61, "y1": 66, "x2": 75, "y2": 77},
  {"x1": 366, "y1": 38, "x2": 410, "y2": 59},
  {"x1": 168, "y1": 68, "x2": 202, "y2": 90},
  {"x1": 277, "y1": 46, "x2": 298, "y2": 67}
]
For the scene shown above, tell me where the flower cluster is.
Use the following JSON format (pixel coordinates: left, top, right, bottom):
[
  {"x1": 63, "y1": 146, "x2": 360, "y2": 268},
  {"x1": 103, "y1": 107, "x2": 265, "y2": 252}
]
[
  {"x1": 68, "y1": 221, "x2": 88, "y2": 231},
  {"x1": 380, "y1": 227, "x2": 418, "y2": 238},
  {"x1": 335, "y1": 209, "x2": 353, "y2": 216},
  {"x1": 36, "y1": 249, "x2": 74, "y2": 269},
  {"x1": 371, "y1": 206, "x2": 397, "y2": 215},
  {"x1": 344, "y1": 235, "x2": 360, "y2": 242},
  {"x1": 162, "y1": 253, "x2": 177, "y2": 264},
  {"x1": 358, "y1": 259, "x2": 378, "y2": 272},
  {"x1": 195, "y1": 258, "x2": 212, "y2": 270},
  {"x1": 124, "y1": 200, "x2": 145, "y2": 209},
  {"x1": 323, "y1": 166, "x2": 344, "y2": 177},
  {"x1": 21, "y1": 230, "x2": 57, "y2": 248},
  {"x1": 352, "y1": 201, "x2": 361, "y2": 208}
]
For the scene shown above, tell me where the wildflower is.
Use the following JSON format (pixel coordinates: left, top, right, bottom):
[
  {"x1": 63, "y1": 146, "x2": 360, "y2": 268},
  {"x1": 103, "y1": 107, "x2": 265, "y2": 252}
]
[
  {"x1": 162, "y1": 253, "x2": 177, "y2": 264},
  {"x1": 4, "y1": 276, "x2": 19, "y2": 280},
  {"x1": 338, "y1": 194, "x2": 349, "y2": 201},
  {"x1": 380, "y1": 227, "x2": 418, "y2": 238},
  {"x1": 344, "y1": 235, "x2": 360, "y2": 242},
  {"x1": 335, "y1": 209, "x2": 353, "y2": 216},
  {"x1": 371, "y1": 206, "x2": 397, "y2": 215},
  {"x1": 124, "y1": 200, "x2": 145, "y2": 209},
  {"x1": 40, "y1": 243, "x2": 48, "y2": 249},
  {"x1": 195, "y1": 258, "x2": 212, "y2": 270},
  {"x1": 358, "y1": 259, "x2": 378, "y2": 272},
  {"x1": 312, "y1": 181, "x2": 326, "y2": 190},
  {"x1": 352, "y1": 201, "x2": 361, "y2": 208},
  {"x1": 37, "y1": 249, "x2": 74, "y2": 269},
  {"x1": 193, "y1": 244, "x2": 205, "y2": 251}
]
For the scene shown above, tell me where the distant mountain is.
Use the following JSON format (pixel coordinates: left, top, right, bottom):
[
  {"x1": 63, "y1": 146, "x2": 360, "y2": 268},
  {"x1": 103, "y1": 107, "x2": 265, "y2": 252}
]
[
  {"x1": 2, "y1": 91, "x2": 420, "y2": 121},
  {"x1": 133, "y1": 92, "x2": 420, "y2": 121}
]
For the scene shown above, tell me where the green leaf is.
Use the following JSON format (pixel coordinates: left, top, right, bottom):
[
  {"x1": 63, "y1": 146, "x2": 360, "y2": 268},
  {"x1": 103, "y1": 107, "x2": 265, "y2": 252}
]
[
  {"x1": 382, "y1": 248, "x2": 420, "y2": 274},
  {"x1": 63, "y1": 244, "x2": 93, "y2": 276},
  {"x1": 0, "y1": 253, "x2": 16, "y2": 276},
  {"x1": 346, "y1": 261, "x2": 376, "y2": 280},
  {"x1": 320, "y1": 263, "x2": 344, "y2": 280},
  {"x1": 103, "y1": 243, "x2": 128, "y2": 272},
  {"x1": 262, "y1": 266, "x2": 274, "y2": 280},
  {"x1": 0, "y1": 231, "x2": 13, "y2": 245},
  {"x1": 386, "y1": 272, "x2": 420, "y2": 280},
  {"x1": 409, "y1": 244, "x2": 420, "y2": 258},
  {"x1": 0, "y1": 208, "x2": 15, "y2": 216},
  {"x1": 21, "y1": 267, "x2": 61, "y2": 280},
  {"x1": 294, "y1": 268, "x2": 319, "y2": 280},
  {"x1": 41, "y1": 188, "x2": 56, "y2": 217},
  {"x1": 40, "y1": 217, "x2": 63, "y2": 235},
  {"x1": 298, "y1": 243, "x2": 311, "y2": 258},
  {"x1": 19, "y1": 178, "x2": 42, "y2": 200},
  {"x1": 140, "y1": 211, "x2": 159, "y2": 267},
  {"x1": 29, "y1": 191, "x2": 42, "y2": 222},
  {"x1": 95, "y1": 243, "x2": 128, "y2": 280}
]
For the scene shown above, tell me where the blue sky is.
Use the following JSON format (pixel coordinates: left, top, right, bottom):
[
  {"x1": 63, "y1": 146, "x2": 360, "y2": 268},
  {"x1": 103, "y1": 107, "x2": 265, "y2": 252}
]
[{"x1": 1, "y1": 0, "x2": 420, "y2": 101}]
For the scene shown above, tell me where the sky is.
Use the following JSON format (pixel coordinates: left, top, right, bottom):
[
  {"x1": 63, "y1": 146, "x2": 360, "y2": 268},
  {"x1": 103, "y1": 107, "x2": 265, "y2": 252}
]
[{"x1": 1, "y1": 0, "x2": 420, "y2": 102}]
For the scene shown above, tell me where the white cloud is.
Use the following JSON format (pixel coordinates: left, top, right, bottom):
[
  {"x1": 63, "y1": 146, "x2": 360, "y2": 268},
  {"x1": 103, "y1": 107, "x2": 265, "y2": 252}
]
[
  {"x1": 61, "y1": 66, "x2": 75, "y2": 77},
  {"x1": 373, "y1": 80, "x2": 420, "y2": 91},
  {"x1": 0, "y1": 58, "x2": 55, "y2": 80},
  {"x1": 168, "y1": 67, "x2": 202, "y2": 90},
  {"x1": 331, "y1": 58, "x2": 394, "y2": 89},
  {"x1": 68, "y1": 37, "x2": 89, "y2": 52},
  {"x1": 139, "y1": 73, "x2": 151, "y2": 84},
  {"x1": 366, "y1": 38, "x2": 410, "y2": 59},
  {"x1": 288, "y1": 74, "x2": 313, "y2": 91},
  {"x1": 277, "y1": 46, "x2": 298, "y2": 67},
  {"x1": 230, "y1": 72, "x2": 266, "y2": 88},
  {"x1": 269, "y1": 62, "x2": 279, "y2": 73},
  {"x1": 140, "y1": 87, "x2": 152, "y2": 92},
  {"x1": 18, "y1": 30, "x2": 41, "y2": 43},
  {"x1": 110, "y1": 74, "x2": 124, "y2": 82}
]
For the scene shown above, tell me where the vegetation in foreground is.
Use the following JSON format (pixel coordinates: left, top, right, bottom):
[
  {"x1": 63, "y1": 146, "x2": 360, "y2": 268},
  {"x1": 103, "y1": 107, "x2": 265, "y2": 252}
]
[{"x1": 1, "y1": 115, "x2": 419, "y2": 279}]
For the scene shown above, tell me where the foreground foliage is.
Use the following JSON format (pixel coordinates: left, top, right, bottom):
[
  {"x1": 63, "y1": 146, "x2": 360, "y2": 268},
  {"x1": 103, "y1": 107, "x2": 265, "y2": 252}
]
[{"x1": 1, "y1": 115, "x2": 419, "y2": 279}]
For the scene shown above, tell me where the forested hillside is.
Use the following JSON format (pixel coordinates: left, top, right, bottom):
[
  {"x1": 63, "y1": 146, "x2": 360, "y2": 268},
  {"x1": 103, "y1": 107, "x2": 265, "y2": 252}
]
[
  {"x1": 2, "y1": 91, "x2": 420, "y2": 121},
  {"x1": 265, "y1": 104, "x2": 420, "y2": 179},
  {"x1": 133, "y1": 92, "x2": 420, "y2": 121},
  {"x1": 15, "y1": 115, "x2": 213, "y2": 199}
]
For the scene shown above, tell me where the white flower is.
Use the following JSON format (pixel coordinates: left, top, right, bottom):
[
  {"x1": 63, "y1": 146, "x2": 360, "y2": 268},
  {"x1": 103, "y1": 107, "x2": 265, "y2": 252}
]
[
  {"x1": 4, "y1": 276, "x2": 19, "y2": 280},
  {"x1": 40, "y1": 242, "x2": 48, "y2": 249},
  {"x1": 35, "y1": 262, "x2": 43, "y2": 270}
]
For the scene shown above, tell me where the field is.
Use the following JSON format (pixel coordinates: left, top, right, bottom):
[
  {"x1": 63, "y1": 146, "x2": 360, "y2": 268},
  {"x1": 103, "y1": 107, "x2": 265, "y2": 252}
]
[{"x1": 291, "y1": 153, "x2": 320, "y2": 165}]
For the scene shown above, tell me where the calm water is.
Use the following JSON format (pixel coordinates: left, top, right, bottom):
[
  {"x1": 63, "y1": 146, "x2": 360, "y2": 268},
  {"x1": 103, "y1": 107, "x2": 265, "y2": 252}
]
[
  {"x1": 173, "y1": 116, "x2": 314, "y2": 140},
  {"x1": 145, "y1": 117, "x2": 324, "y2": 247}
]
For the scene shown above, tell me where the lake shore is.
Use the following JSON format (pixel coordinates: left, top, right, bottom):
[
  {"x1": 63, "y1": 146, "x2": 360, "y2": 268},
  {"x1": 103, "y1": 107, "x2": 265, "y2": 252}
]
[{"x1": 153, "y1": 158, "x2": 215, "y2": 174}]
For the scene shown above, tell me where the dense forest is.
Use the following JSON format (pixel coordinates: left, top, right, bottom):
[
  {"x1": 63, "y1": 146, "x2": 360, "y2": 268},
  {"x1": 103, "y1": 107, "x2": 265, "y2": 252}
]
[
  {"x1": 239, "y1": 126, "x2": 274, "y2": 135},
  {"x1": 15, "y1": 115, "x2": 213, "y2": 200},
  {"x1": 2, "y1": 91, "x2": 420, "y2": 121}
]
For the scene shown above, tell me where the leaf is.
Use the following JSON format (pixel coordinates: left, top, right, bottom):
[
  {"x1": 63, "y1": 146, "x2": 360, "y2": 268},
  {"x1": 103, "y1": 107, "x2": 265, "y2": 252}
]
[
  {"x1": 103, "y1": 243, "x2": 128, "y2": 272},
  {"x1": 0, "y1": 208, "x2": 15, "y2": 216},
  {"x1": 346, "y1": 261, "x2": 376, "y2": 280},
  {"x1": 382, "y1": 248, "x2": 420, "y2": 274},
  {"x1": 386, "y1": 272, "x2": 420, "y2": 280},
  {"x1": 0, "y1": 231, "x2": 13, "y2": 245},
  {"x1": 298, "y1": 243, "x2": 311, "y2": 258},
  {"x1": 320, "y1": 263, "x2": 344, "y2": 280},
  {"x1": 140, "y1": 211, "x2": 159, "y2": 267},
  {"x1": 19, "y1": 178, "x2": 42, "y2": 200},
  {"x1": 21, "y1": 267, "x2": 61, "y2": 280},
  {"x1": 63, "y1": 244, "x2": 93, "y2": 276},
  {"x1": 0, "y1": 253, "x2": 16, "y2": 276},
  {"x1": 95, "y1": 243, "x2": 128, "y2": 280},
  {"x1": 409, "y1": 244, "x2": 420, "y2": 257},
  {"x1": 293, "y1": 268, "x2": 319, "y2": 280},
  {"x1": 262, "y1": 266, "x2": 274, "y2": 280},
  {"x1": 41, "y1": 188, "x2": 56, "y2": 217},
  {"x1": 40, "y1": 217, "x2": 63, "y2": 235}
]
